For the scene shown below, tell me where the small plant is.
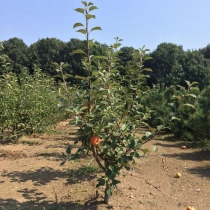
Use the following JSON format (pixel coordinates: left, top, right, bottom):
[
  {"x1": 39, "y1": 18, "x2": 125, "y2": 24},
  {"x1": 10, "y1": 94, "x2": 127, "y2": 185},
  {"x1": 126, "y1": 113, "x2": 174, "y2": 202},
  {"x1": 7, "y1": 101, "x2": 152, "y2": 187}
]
[
  {"x1": 61, "y1": 1, "x2": 153, "y2": 204},
  {"x1": 20, "y1": 140, "x2": 41, "y2": 146}
]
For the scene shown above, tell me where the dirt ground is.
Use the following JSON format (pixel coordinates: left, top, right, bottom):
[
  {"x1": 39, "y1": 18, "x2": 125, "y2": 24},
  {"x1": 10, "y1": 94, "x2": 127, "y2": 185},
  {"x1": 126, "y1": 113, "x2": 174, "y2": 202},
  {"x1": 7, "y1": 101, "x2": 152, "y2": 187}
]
[{"x1": 0, "y1": 119, "x2": 210, "y2": 210}]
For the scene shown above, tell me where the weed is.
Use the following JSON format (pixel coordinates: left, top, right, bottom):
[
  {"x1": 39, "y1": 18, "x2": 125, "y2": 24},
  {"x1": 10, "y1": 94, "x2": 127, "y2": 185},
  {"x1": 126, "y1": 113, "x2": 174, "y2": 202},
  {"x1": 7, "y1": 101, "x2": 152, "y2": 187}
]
[
  {"x1": 20, "y1": 140, "x2": 41, "y2": 146},
  {"x1": 68, "y1": 164, "x2": 101, "y2": 180}
]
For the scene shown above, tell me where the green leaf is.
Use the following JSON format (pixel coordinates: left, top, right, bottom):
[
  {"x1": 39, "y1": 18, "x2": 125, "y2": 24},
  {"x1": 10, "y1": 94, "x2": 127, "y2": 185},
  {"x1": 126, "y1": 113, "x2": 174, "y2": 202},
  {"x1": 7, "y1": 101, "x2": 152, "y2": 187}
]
[
  {"x1": 92, "y1": 71, "x2": 99, "y2": 77},
  {"x1": 75, "y1": 75, "x2": 88, "y2": 81},
  {"x1": 81, "y1": 1, "x2": 87, "y2": 6},
  {"x1": 144, "y1": 56, "x2": 153, "y2": 60},
  {"x1": 141, "y1": 149, "x2": 149, "y2": 154},
  {"x1": 142, "y1": 131, "x2": 153, "y2": 140},
  {"x1": 142, "y1": 68, "x2": 152, "y2": 72},
  {"x1": 149, "y1": 126, "x2": 156, "y2": 134},
  {"x1": 73, "y1": 49, "x2": 86, "y2": 55},
  {"x1": 94, "y1": 55, "x2": 107, "y2": 60},
  {"x1": 73, "y1": 22, "x2": 84, "y2": 28},
  {"x1": 66, "y1": 147, "x2": 71, "y2": 154},
  {"x1": 121, "y1": 124, "x2": 127, "y2": 131},
  {"x1": 75, "y1": 8, "x2": 85, "y2": 14},
  {"x1": 88, "y1": 2, "x2": 94, "y2": 6},
  {"x1": 171, "y1": 116, "x2": 180, "y2": 121},
  {"x1": 191, "y1": 81, "x2": 199, "y2": 86},
  {"x1": 128, "y1": 139, "x2": 135, "y2": 148},
  {"x1": 106, "y1": 170, "x2": 116, "y2": 180},
  {"x1": 157, "y1": 125, "x2": 164, "y2": 131},
  {"x1": 183, "y1": 104, "x2": 195, "y2": 109},
  {"x1": 185, "y1": 94, "x2": 197, "y2": 98},
  {"x1": 112, "y1": 179, "x2": 121, "y2": 186},
  {"x1": 60, "y1": 161, "x2": 66, "y2": 166},
  {"x1": 96, "y1": 177, "x2": 106, "y2": 188},
  {"x1": 76, "y1": 29, "x2": 87, "y2": 34},
  {"x1": 185, "y1": 80, "x2": 190, "y2": 88},
  {"x1": 88, "y1": 39, "x2": 95, "y2": 46},
  {"x1": 90, "y1": 26, "x2": 102, "y2": 32},
  {"x1": 89, "y1": 5, "x2": 98, "y2": 11},
  {"x1": 153, "y1": 146, "x2": 158, "y2": 152},
  {"x1": 105, "y1": 186, "x2": 113, "y2": 196},
  {"x1": 85, "y1": 14, "x2": 96, "y2": 20}
]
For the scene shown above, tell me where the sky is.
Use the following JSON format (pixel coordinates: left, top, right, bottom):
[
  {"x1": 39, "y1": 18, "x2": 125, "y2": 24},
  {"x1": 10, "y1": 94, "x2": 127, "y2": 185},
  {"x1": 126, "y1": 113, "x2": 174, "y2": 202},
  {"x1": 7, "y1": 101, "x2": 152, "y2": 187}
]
[{"x1": 1, "y1": 0, "x2": 210, "y2": 52}]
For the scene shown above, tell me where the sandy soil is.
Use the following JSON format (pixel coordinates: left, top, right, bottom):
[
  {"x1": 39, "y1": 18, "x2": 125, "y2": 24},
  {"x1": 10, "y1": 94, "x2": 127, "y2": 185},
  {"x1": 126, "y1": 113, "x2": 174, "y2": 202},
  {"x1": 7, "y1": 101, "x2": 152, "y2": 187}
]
[{"x1": 0, "y1": 119, "x2": 210, "y2": 210}]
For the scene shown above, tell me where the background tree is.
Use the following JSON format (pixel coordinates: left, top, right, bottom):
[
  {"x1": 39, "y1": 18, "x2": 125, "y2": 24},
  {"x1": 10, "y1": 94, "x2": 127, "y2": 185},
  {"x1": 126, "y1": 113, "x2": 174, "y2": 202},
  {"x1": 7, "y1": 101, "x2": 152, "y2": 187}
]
[
  {"x1": 117, "y1": 46, "x2": 134, "y2": 75},
  {"x1": 2, "y1": 38, "x2": 29, "y2": 74},
  {"x1": 28, "y1": 38, "x2": 65, "y2": 75},
  {"x1": 200, "y1": 44, "x2": 210, "y2": 59},
  {"x1": 146, "y1": 42, "x2": 185, "y2": 87},
  {"x1": 181, "y1": 50, "x2": 210, "y2": 89}
]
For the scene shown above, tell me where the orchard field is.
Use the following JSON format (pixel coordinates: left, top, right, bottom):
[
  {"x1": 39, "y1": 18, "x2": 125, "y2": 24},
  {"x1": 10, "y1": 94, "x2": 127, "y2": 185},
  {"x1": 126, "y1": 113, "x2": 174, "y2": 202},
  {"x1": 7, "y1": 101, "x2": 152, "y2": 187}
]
[
  {"x1": 0, "y1": 119, "x2": 210, "y2": 210},
  {"x1": 1, "y1": 1, "x2": 210, "y2": 209}
]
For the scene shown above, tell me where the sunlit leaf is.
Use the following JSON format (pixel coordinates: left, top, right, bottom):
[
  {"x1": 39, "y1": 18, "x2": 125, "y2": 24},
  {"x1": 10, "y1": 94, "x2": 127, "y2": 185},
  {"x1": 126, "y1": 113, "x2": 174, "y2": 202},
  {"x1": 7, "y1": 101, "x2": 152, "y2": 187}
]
[
  {"x1": 90, "y1": 26, "x2": 102, "y2": 32},
  {"x1": 183, "y1": 104, "x2": 195, "y2": 109},
  {"x1": 89, "y1": 5, "x2": 98, "y2": 11},
  {"x1": 73, "y1": 49, "x2": 86, "y2": 55},
  {"x1": 185, "y1": 94, "x2": 197, "y2": 98},
  {"x1": 171, "y1": 117, "x2": 180, "y2": 121},
  {"x1": 85, "y1": 14, "x2": 95, "y2": 20},
  {"x1": 141, "y1": 149, "x2": 149, "y2": 154},
  {"x1": 75, "y1": 75, "x2": 88, "y2": 80},
  {"x1": 94, "y1": 55, "x2": 107, "y2": 60},
  {"x1": 73, "y1": 22, "x2": 84, "y2": 28},
  {"x1": 185, "y1": 80, "x2": 190, "y2": 87},
  {"x1": 76, "y1": 29, "x2": 87, "y2": 34},
  {"x1": 75, "y1": 8, "x2": 84, "y2": 14},
  {"x1": 105, "y1": 186, "x2": 113, "y2": 196},
  {"x1": 142, "y1": 68, "x2": 152, "y2": 72},
  {"x1": 153, "y1": 146, "x2": 158, "y2": 152},
  {"x1": 157, "y1": 125, "x2": 164, "y2": 131},
  {"x1": 81, "y1": 1, "x2": 87, "y2": 6}
]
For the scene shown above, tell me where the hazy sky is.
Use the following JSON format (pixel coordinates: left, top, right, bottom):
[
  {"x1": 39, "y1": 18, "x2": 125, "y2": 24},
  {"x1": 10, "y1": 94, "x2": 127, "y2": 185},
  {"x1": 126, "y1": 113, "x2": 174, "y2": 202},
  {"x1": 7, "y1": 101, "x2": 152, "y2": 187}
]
[{"x1": 1, "y1": 0, "x2": 210, "y2": 51}]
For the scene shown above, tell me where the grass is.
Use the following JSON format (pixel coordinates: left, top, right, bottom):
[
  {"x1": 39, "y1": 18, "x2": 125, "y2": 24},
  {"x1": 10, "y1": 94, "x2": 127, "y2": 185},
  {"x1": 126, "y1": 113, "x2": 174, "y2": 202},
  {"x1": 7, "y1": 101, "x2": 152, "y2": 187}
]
[
  {"x1": 19, "y1": 139, "x2": 41, "y2": 146},
  {"x1": 67, "y1": 162, "x2": 102, "y2": 180}
]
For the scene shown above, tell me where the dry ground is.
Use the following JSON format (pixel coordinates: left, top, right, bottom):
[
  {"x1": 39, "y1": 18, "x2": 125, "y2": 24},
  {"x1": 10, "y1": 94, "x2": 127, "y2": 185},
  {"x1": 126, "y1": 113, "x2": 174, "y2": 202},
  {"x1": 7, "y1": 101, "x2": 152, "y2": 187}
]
[{"x1": 0, "y1": 119, "x2": 210, "y2": 210}]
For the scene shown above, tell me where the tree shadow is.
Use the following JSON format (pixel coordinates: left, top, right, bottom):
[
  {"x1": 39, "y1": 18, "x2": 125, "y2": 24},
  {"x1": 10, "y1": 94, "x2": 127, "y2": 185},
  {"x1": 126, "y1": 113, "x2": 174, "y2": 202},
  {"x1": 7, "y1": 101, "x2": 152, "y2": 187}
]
[
  {"x1": 162, "y1": 150, "x2": 210, "y2": 162},
  {"x1": 161, "y1": 149, "x2": 210, "y2": 178},
  {"x1": 0, "y1": 197, "x2": 96, "y2": 210},
  {"x1": 187, "y1": 165, "x2": 210, "y2": 178},
  {"x1": 155, "y1": 142, "x2": 181, "y2": 148},
  {"x1": 0, "y1": 167, "x2": 103, "y2": 209},
  {"x1": 2, "y1": 166, "x2": 98, "y2": 186},
  {"x1": 1, "y1": 167, "x2": 66, "y2": 185},
  {"x1": 35, "y1": 152, "x2": 66, "y2": 162}
]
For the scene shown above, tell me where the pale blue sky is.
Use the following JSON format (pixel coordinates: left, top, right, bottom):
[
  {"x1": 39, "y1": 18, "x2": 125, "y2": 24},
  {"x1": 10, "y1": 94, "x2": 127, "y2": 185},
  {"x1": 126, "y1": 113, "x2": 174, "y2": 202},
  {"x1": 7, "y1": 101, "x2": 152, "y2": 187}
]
[{"x1": 1, "y1": 0, "x2": 210, "y2": 51}]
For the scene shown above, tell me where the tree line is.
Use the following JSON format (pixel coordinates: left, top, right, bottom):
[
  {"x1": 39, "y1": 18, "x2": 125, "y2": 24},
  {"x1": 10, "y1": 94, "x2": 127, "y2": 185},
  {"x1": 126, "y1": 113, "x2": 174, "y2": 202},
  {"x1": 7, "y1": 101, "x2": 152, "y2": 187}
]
[{"x1": 1, "y1": 37, "x2": 210, "y2": 89}]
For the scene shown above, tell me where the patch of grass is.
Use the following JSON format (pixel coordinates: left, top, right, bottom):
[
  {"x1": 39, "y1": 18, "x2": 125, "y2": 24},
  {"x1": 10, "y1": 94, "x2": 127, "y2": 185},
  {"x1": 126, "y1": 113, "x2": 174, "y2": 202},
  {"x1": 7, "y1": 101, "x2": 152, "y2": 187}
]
[
  {"x1": 68, "y1": 163, "x2": 101, "y2": 179},
  {"x1": 7, "y1": 207, "x2": 22, "y2": 210},
  {"x1": 193, "y1": 139, "x2": 210, "y2": 150},
  {"x1": 44, "y1": 129, "x2": 64, "y2": 135},
  {"x1": 19, "y1": 140, "x2": 41, "y2": 146}
]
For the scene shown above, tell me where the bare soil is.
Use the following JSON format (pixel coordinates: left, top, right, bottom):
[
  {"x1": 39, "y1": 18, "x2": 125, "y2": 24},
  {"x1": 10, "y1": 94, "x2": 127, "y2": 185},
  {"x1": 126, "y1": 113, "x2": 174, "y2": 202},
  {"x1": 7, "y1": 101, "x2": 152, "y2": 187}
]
[{"x1": 0, "y1": 119, "x2": 210, "y2": 210}]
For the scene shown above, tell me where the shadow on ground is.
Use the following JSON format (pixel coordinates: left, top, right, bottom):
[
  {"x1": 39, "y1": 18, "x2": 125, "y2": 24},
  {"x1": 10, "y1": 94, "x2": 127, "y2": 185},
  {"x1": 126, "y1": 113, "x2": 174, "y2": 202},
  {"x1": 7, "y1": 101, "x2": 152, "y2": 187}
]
[
  {"x1": 0, "y1": 167, "x2": 101, "y2": 209},
  {"x1": 187, "y1": 165, "x2": 210, "y2": 178},
  {"x1": 2, "y1": 167, "x2": 98, "y2": 186},
  {"x1": 162, "y1": 150, "x2": 210, "y2": 162},
  {"x1": 0, "y1": 197, "x2": 96, "y2": 210}
]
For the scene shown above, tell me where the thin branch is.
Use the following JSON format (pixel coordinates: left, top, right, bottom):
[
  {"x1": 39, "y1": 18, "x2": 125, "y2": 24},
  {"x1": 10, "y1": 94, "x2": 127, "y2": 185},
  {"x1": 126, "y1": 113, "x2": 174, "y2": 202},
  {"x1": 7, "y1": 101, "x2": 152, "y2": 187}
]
[{"x1": 92, "y1": 145, "x2": 105, "y2": 171}]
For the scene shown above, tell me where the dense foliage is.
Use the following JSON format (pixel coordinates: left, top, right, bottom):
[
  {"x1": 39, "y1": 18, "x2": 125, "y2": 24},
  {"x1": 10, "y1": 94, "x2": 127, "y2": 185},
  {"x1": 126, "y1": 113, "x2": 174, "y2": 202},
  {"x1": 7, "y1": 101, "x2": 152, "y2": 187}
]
[
  {"x1": 1, "y1": 38, "x2": 210, "y2": 90},
  {"x1": 1, "y1": 0, "x2": 210, "y2": 204},
  {"x1": 0, "y1": 67, "x2": 67, "y2": 142}
]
